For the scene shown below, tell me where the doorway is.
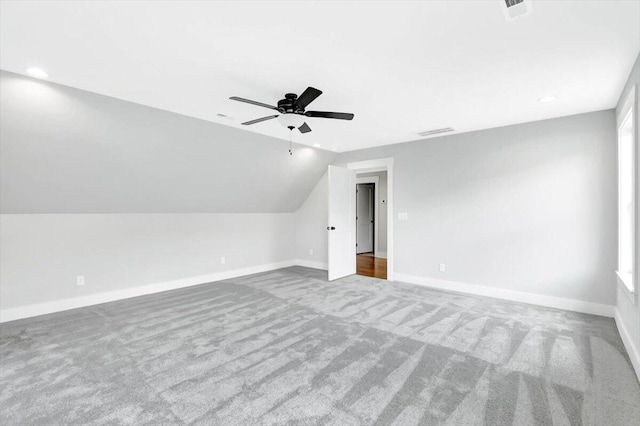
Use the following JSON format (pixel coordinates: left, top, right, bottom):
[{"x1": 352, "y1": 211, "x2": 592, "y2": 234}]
[
  {"x1": 356, "y1": 172, "x2": 388, "y2": 279},
  {"x1": 327, "y1": 157, "x2": 393, "y2": 282},
  {"x1": 356, "y1": 183, "x2": 375, "y2": 254}
]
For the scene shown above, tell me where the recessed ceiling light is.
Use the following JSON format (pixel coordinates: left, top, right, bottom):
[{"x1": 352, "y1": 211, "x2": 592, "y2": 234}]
[
  {"x1": 313, "y1": 144, "x2": 321, "y2": 148},
  {"x1": 537, "y1": 96, "x2": 556, "y2": 103},
  {"x1": 26, "y1": 67, "x2": 49, "y2": 78}
]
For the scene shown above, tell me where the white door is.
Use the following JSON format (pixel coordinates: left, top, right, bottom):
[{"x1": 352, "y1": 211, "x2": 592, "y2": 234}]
[
  {"x1": 356, "y1": 184, "x2": 374, "y2": 254},
  {"x1": 328, "y1": 165, "x2": 356, "y2": 281}
]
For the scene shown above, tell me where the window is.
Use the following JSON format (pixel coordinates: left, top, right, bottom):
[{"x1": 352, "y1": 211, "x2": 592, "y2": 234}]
[{"x1": 617, "y1": 86, "x2": 637, "y2": 294}]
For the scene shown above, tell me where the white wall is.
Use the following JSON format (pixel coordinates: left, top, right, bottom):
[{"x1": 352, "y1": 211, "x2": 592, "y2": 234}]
[
  {"x1": 295, "y1": 173, "x2": 329, "y2": 269},
  {"x1": 615, "y1": 53, "x2": 640, "y2": 380},
  {"x1": 331, "y1": 110, "x2": 618, "y2": 309},
  {"x1": 358, "y1": 171, "x2": 388, "y2": 255},
  {"x1": 0, "y1": 213, "x2": 295, "y2": 317},
  {"x1": 0, "y1": 71, "x2": 331, "y2": 321},
  {"x1": 0, "y1": 69, "x2": 625, "y2": 327},
  {"x1": 0, "y1": 71, "x2": 336, "y2": 214}
]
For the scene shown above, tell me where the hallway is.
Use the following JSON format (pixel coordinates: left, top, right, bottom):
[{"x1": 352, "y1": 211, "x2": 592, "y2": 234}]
[{"x1": 356, "y1": 253, "x2": 387, "y2": 279}]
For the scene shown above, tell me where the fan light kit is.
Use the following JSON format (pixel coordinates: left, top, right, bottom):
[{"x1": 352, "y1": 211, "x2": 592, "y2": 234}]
[
  {"x1": 230, "y1": 86, "x2": 354, "y2": 134},
  {"x1": 277, "y1": 113, "x2": 305, "y2": 129}
]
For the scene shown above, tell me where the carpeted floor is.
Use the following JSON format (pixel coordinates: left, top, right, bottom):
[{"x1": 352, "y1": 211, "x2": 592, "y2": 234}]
[{"x1": 1, "y1": 266, "x2": 639, "y2": 425}]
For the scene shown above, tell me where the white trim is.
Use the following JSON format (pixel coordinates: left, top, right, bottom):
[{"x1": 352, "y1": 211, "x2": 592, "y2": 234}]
[
  {"x1": 617, "y1": 84, "x2": 636, "y2": 123},
  {"x1": 616, "y1": 271, "x2": 636, "y2": 302},
  {"x1": 347, "y1": 157, "x2": 394, "y2": 281},
  {"x1": 347, "y1": 157, "x2": 394, "y2": 172},
  {"x1": 294, "y1": 259, "x2": 328, "y2": 270},
  {"x1": 0, "y1": 259, "x2": 336, "y2": 323},
  {"x1": 0, "y1": 261, "x2": 295, "y2": 323},
  {"x1": 615, "y1": 308, "x2": 640, "y2": 382},
  {"x1": 375, "y1": 251, "x2": 387, "y2": 259},
  {"x1": 356, "y1": 176, "x2": 379, "y2": 255},
  {"x1": 616, "y1": 84, "x2": 637, "y2": 296},
  {"x1": 394, "y1": 273, "x2": 615, "y2": 317}
]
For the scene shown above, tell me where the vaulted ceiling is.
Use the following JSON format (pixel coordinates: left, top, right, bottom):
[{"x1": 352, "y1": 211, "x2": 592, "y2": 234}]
[
  {"x1": 1, "y1": 1, "x2": 639, "y2": 152},
  {"x1": 0, "y1": 71, "x2": 335, "y2": 213}
]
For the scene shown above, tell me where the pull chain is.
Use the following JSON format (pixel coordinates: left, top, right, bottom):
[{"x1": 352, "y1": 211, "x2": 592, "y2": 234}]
[{"x1": 288, "y1": 126, "x2": 294, "y2": 155}]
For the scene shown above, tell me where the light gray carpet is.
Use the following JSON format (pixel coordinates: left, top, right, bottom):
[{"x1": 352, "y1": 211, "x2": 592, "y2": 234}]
[{"x1": 1, "y1": 266, "x2": 639, "y2": 425}]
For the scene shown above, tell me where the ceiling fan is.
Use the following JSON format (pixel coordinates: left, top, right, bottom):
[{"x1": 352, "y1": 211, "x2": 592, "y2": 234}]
[{"x1": 229, "y1": 87, "x2": 354, "y2": 134}]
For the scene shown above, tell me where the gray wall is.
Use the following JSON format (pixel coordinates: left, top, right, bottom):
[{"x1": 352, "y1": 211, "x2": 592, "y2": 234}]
[
  {"x1": 0, "y1": 71, "x2": 331, "y2": 311},
  {"x1": 357, "y1": 171, "x2": 388, "y2": 254},
  {"x1": 0, "y1": 69, "x2": 621, "y2": 313},
  {"x1": 0, "y1": 71, "x2": 336, "y2": 213},
  {"x1": 295, "y1": 173, "x2": 329, "y2": 267},
  {"x1": 332, "y1": 110, "x2": 617, "y2": 305},
  {"x1": 615, "y1": 52, "x2": 640, "y2": 375},
  {"x1": 0, "y1": 213, "x2": 295, "y2": 310}
]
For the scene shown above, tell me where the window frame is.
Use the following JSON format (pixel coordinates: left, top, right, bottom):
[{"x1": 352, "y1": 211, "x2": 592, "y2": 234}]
[{"x1": 616, "y1": 84, "x2": 637, "y2": 298}]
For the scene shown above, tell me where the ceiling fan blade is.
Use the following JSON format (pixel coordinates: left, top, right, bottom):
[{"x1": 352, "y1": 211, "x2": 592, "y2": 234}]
[
  {"x1": 241, "y1": 115, "x2": 279, "y2": 125},
  {"x1": 305, "y1": 111, "x2": 354, "y2": 120},
  {"x1": 298, "y1": 122, "x2": 312, "y2": 133},
  {"x1": 230, "y1": 96, "x2": 279, "y2": 111},
  {"x1": 296, "y1": 87, "x2": 323, "y2": 110}
]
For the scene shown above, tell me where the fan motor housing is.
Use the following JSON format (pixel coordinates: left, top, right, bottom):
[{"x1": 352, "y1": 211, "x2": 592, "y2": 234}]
[{"x1": 278, "y1": 93, "x2": 302, "y2": 113}]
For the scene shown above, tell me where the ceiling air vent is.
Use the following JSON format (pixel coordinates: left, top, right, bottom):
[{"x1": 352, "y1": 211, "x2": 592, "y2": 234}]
[
  {"x1": 418, "y1": 127, "x2": 455, "y2": 137},
  {"x1": 499, "y1": 0, "x2": 533, "y2": 21},
  {"x1": 216, "y1": 113, "x2": 236, "y2": 121}
]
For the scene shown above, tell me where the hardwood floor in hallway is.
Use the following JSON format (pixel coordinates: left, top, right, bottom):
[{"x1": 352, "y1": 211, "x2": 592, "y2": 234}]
[{"x1": 356, "y1": 253, "x2": 387, "y2": 279}]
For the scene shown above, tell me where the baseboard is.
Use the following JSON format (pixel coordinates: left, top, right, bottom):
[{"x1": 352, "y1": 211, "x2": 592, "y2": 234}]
[
  {"x1": 294, "y1": 259, "x2": 328, "y2": 270},
  {"x1": 0, "y1": 260, "x2": 295, "y2": 323},
  {"x1": 2, "y1": 263, "x2": 615, "y2": 323},
  {"x1": 615, "y1": 309, "x2": 640, "y2": 382},
  {"x1": 394, "y1": 273, "x2": 615, "y2": 318},
  {"x1": 375, "y1": 251, "x2": 387, "y2": 259}
]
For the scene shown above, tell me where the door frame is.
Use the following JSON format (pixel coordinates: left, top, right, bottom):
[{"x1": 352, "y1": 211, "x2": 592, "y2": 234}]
[
  {"x1": 347, "y1": 158, "x2": 394, "y2": 281},
  {"x1": 356, "y1": 177, "x2": 379, "y2": 256}
]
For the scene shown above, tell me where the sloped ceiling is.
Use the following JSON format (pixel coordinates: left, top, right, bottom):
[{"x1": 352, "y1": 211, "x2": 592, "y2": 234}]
[
  {"x1": 1, "y1": 1, "x2": 638, "y2": 152},
  {"x1": 0, "y1": 71, "x2": 336, "y2": 213}
]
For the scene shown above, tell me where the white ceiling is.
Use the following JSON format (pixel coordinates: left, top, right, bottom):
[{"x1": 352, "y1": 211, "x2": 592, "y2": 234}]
[{"x1": 1, "y1": 1, "x2": 639, "y2": 152}]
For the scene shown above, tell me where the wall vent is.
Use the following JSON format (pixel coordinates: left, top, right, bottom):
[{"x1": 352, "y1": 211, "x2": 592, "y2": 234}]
[
  {"x1": 417, "y1": 127, "x2": 455, "y2": 137},
  {"x1": 499, "y1": 0, "x2": 533, "y2": 21}
]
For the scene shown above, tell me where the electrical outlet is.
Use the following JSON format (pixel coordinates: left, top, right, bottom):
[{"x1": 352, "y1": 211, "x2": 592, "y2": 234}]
[
  {"x1": 309, "y1": 249, "x2": 314, "y2": 255},
  {"x1": 439, "y1": 264, "x2": 446, "y2": 273},
  {"x1": 220, "y1": 257, "x2": 226, "y2": 265},
  {"x1": 398, "y1": 212, "x2": 408, "y2": 221},
  {"x1": 76, "y1": 276, "x2": 85, "y2": 286}
]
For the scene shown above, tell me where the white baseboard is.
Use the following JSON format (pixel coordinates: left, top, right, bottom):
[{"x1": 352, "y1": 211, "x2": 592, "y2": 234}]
[
  {"x1": 294, "y1": 259, "x2": 328, "y2": 270},
  {"x1": 375, "y1": 251, "x2": 387, "y2": 259},
  {"x1": 0, "y1": 260, "x2": 295, "y2": 323},
  {"x1": 2, "y1": 262, "x2": 616, "y2": 324},
  {"x1": 615, "y1": 309, "x2": 640, "y2": 383},
  {"x1": 394, "y1": 273, "x2": 615, "y2": 318}
]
